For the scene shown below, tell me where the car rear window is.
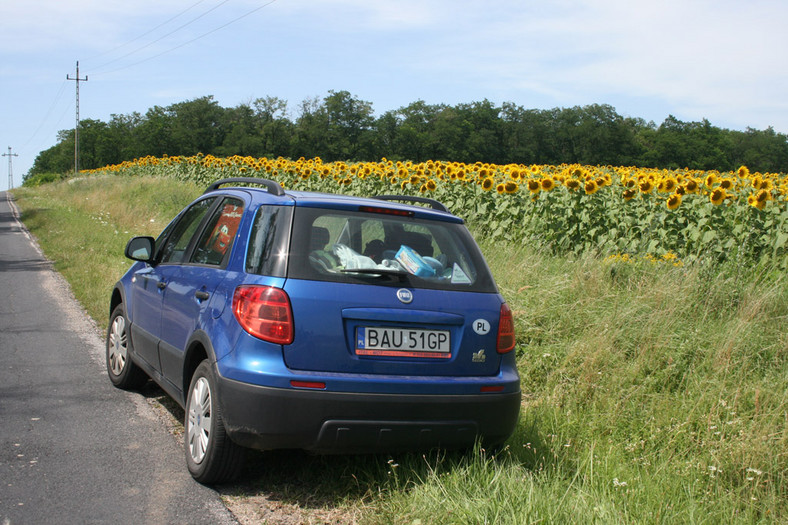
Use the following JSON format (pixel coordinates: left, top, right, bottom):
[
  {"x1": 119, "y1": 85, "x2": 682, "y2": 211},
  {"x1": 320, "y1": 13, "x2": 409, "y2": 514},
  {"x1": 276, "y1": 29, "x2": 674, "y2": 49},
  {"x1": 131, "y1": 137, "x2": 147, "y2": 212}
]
[{"x1": 286, "y1": 207, "x2": 497, "y2": 292}]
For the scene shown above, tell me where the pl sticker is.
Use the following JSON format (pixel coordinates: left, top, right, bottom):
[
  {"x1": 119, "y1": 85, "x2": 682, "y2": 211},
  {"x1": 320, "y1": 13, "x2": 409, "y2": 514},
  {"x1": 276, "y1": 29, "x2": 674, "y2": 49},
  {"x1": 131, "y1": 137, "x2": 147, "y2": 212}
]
[{"x1": 473, "y1": 319, "x2": 491, "y2": 335}]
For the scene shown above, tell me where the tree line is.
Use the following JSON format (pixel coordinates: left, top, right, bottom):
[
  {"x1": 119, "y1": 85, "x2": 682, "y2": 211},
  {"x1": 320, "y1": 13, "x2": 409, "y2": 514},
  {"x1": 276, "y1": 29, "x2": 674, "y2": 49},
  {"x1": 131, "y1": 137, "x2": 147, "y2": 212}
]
[{"x1": 28, "y1": 90, "x2": 788, "y2": 177}]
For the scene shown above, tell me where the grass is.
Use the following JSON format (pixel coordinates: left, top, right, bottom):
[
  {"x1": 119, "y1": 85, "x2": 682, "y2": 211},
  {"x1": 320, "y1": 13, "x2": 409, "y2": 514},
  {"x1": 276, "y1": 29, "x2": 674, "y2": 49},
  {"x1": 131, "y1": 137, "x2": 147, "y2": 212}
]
[{"x1": 12, "y1": 175, "x2": 788, "y2": 524}]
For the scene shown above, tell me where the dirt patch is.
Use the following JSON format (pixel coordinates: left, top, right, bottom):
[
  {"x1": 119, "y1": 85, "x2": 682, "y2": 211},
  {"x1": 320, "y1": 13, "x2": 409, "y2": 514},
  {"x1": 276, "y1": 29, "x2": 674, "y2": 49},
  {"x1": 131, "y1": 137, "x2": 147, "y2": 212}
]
[{"x1": 220, "y1": 493, "x2": 361, "y2": 525}]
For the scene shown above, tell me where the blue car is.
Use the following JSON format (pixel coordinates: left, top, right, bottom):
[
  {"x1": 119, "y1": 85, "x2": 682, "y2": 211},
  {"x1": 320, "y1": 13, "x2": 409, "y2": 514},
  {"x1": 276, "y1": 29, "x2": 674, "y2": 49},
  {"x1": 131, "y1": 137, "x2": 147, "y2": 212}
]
[{"x1": 106, "y1": 177, "x2": 520, "y2": 483}]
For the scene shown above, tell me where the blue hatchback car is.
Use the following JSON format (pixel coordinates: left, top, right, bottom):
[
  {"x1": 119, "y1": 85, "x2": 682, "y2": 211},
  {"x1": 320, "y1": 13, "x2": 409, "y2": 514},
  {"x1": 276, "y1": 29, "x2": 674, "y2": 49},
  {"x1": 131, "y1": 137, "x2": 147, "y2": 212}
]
[{"x1": 106, "y1": 177, "x2": 520, "y2": 483}]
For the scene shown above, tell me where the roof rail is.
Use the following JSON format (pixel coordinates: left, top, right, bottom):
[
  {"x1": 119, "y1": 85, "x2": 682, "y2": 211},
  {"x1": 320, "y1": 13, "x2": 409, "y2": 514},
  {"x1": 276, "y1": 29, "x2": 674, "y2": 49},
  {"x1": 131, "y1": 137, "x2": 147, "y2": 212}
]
[
  {"x1": 204, "y1": 177, "x2": 285, "y2": 196},
  {"x1": 373, "y1": 195, "x2": 449, "y2": 213}
]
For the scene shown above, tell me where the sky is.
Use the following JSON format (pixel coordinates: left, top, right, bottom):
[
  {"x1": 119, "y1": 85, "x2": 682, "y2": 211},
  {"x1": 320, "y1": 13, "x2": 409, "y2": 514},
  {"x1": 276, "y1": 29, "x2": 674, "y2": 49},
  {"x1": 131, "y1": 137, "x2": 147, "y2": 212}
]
[{"x1": 1, "y1": 0, "x2": 787, "y2": 190}]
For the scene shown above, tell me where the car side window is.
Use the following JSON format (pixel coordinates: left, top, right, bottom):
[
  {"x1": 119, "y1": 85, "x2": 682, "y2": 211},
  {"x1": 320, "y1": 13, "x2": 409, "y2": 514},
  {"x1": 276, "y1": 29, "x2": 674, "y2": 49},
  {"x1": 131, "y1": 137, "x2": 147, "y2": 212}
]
[
  {"x1": 191, "y1": 198, "x2": 245, "y2": 266},
  {"x1": 245, "y1": 205, "x2": 292, "y2": 277},
  {"x1": 158, "y1": 198, "x2": 216, "y2": 264}
]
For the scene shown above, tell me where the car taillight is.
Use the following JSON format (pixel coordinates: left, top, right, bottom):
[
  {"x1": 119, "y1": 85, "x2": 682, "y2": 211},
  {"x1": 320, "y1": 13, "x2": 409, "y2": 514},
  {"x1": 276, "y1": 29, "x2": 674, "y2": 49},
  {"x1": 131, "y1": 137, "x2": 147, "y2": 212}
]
[
  {"x1": 496, "y1": 302, "x2": 516, "y2": 354},
  {"x1": 233, "y1": 285, "x2": 294, "y2": 344}
]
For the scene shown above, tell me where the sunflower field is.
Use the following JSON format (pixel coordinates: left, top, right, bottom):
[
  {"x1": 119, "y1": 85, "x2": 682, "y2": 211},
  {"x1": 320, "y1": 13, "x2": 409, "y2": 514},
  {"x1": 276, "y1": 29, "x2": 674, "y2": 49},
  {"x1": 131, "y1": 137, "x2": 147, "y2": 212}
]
[{"x1": 84, "y1": 155, "x2": 788, "y2": 268}]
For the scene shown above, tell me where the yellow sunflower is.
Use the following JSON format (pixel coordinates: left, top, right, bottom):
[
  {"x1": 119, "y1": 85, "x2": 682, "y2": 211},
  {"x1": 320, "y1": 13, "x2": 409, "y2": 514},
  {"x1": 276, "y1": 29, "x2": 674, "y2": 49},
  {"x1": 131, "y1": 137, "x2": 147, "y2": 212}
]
[
  {"x1": 756, "y1": 189, "x2": 772, "y2": 204},
  {"x1": 585, "y1": 179, "x2": 599, "y2": 195},
  {"x1": 748, "y1": 194, "x2": 765, "y2": 210},
  {"x1": 639, "y1": 180, "x2": 654, "y2": 194},
  {"x1": 710, "y1": 188, "x2": 727, "y2": 205},
  {"x1": 666, "y1": 193, "x2": 682, "y2": 210},
  {"x1": 540, "y1": 177, "x2": 555, "y2": 191},
  {"x1": 661, "y1": 177, "x2": 678, "y2": 193}
]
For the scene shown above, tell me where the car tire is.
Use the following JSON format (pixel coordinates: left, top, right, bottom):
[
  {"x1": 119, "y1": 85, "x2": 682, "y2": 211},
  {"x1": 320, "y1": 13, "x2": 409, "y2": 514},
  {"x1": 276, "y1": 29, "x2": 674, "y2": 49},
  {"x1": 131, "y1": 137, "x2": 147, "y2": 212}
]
[
  {"x1": 185, "y1": 360, "x2": 245, "y2": 484},
  {"x1": 106, "y1": 304, "x2": 148, "y2": 390}
]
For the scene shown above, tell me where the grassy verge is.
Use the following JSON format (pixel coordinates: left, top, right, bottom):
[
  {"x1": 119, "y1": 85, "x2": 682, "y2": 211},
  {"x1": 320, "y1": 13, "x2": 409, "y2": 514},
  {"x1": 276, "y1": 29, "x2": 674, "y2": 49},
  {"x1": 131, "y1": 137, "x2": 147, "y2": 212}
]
[{"x1": 12, "y1": 176, "x2": 787, "y2": 524}]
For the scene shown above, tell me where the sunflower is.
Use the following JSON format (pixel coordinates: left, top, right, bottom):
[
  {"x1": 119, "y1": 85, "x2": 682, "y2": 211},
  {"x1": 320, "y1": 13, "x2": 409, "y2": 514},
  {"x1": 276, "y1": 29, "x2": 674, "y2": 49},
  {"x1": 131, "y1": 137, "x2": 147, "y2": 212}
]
[
  {"x1": 481, "y1": 177, "x2": 495, "y2": 191},
  {"x1": 622, "y1": 189, "x2": 637, "y2": 201},
  {"x1": 705, "y1": 173, "x2": 719, "y2": 188},
  {"x1": 710, "y1": 188, "x2": 727, "y2": 205},
  {"x1": 639, "y1": 180, "x2": 654, "y2": 194},
  {"x1": 755, "y1": 189, "x2": 772, "y2": 204},
  {"x1": 527, "y1": 179, "x2": 541, "y2": 194},
  {"x1": 737, "y1": 165, "x2": 750, "y2": 178},
  {"x1": 426, "y1": 179, "x2": 437, "y2": 191},
  {"x1": 584, "y1": 179, "x2": 599, "y2": 195},
  {"x1": 748, "y1": 194, "x2": 765, "y2": 210},
  {"x1": 684, "y1": 179, "x2": 699, "y2": 193},
  {"x1": 496, "y1": 183, "x2": 506, "y2": 194},
  {"x1": 661, "y1": 177, "x2": 677, "y2": 193},
  {"x1": 505, "y1": 181, "x2": 519, "y2": 194},
  {"x1": 666, "y1": 193, "x2": 682, "y2": 210},
  {"x1": 565, "y1": 178, "x2": 581, "y2": 191},
  {"x1": 719, "y1": 178, "x2": 734, "y2": 190},
  {"x1": 540, "y1": 177, "x2": 555, "y2": 191}
]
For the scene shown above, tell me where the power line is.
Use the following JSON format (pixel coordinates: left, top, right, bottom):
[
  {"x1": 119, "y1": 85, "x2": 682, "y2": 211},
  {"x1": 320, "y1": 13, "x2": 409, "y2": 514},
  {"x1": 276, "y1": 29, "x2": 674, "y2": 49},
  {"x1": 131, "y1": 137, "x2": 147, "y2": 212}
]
[
  {"x1": 19, "y1": 79, "x2": 69, "y2": 152},
  {"x1": 93, "y1": 0, "x2": 278, "y2": 76},
  {"x1": 86, "y1": 0, "x2": 209, "y2": 63},
  {"x1": 90, "y1": 0, "x2": 232, "y2": 73}
]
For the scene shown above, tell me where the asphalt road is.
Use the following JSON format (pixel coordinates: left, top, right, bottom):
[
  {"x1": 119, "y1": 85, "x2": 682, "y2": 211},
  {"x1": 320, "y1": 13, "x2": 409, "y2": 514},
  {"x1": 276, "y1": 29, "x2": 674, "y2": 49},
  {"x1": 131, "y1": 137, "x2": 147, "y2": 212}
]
[{"x1": 0, "y1": 192, "x2": 237, "y2": 524}]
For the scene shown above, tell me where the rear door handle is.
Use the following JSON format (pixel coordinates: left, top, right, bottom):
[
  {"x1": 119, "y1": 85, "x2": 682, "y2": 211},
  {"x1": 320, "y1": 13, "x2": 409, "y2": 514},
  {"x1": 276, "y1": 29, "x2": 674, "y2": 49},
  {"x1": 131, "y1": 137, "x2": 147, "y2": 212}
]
[{"x1": 195, "y1": 291, "x2": 210, "y2": 301}]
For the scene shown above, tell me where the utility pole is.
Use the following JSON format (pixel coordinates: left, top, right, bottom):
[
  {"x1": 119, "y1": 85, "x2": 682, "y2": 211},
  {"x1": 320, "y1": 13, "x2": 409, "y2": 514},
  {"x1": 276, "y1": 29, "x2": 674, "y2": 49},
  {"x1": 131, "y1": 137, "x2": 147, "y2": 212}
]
[
  {"x1": 66, "y1": 61, "x2": 88, "y2": 175},
  {"x1": 2, "y1": 147, "x2": 18, "y2": 190}
]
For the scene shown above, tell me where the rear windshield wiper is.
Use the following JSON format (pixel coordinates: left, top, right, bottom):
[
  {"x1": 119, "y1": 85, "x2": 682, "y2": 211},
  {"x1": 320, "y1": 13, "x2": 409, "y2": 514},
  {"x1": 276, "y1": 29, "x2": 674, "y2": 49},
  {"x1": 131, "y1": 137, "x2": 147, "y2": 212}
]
[{"x1": 339, "y1": 268, "x2": 411, "y2": 282}]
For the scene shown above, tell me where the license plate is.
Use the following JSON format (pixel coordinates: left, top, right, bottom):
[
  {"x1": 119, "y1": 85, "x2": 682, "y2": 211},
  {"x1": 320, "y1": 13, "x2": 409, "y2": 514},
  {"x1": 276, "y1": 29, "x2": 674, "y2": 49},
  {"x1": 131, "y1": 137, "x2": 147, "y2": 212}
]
[{"x1": 356, "y1": 327, "x2": 451, "y2": 358}]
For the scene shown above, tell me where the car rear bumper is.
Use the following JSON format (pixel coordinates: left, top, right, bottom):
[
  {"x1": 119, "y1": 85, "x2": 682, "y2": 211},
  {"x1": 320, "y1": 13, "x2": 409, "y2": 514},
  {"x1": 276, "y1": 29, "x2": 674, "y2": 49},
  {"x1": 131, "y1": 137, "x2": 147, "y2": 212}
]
[{"x1": 217, "y1": 376, "x2": 521, "y2": 453}]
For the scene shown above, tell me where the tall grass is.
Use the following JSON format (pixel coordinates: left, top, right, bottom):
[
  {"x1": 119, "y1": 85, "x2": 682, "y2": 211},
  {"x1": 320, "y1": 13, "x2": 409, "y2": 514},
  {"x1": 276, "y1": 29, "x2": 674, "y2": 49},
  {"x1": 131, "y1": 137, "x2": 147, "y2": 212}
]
[{"x1": 12, "y1": 176, "x2": 787, "y2": 524}]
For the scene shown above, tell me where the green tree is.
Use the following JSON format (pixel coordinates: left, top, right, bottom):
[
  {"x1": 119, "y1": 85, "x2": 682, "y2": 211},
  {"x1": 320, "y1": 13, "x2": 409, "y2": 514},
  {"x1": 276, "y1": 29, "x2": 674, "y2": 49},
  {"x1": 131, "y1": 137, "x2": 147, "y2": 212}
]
[
  {"x1": 168, "y1": 96, "x2": 226, "y2": 155},
  {"x1": 323, "y1": 90, "x2": 375, "y2": 160},
  {"x1": 291, "y1": 96, "x2": 329, "y2": 159},
  {"x1": 253, "y1": 96, "x2": 293, "y2": 157},
  {"x1": 217, "y1": 103, "x2": 265, "y2": 157}
]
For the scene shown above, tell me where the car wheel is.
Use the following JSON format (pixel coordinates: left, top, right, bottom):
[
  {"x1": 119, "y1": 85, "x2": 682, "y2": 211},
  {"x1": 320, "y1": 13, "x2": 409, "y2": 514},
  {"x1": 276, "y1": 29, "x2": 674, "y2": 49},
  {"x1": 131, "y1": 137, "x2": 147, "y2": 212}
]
[
  {"x1": 106, "y1": 304, "x2": 148, "y2": 390},
  {"x1": 185, "y1": 360, "x2": 245, "y2": 484}
]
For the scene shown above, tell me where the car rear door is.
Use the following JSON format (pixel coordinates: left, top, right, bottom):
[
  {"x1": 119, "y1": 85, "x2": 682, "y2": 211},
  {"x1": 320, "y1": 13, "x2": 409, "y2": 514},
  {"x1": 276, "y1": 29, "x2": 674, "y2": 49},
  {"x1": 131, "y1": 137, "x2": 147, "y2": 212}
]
[{"x1": 158, "y1": 197, "x2": 246, "y2": 392}]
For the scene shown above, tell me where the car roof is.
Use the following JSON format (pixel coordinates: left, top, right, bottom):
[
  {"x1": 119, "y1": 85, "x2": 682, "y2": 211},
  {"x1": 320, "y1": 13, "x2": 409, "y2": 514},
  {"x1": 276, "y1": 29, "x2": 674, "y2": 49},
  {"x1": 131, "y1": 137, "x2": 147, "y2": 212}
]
[{"x1": 205, "y1": 177, "x2": 463, "y2": 224}]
